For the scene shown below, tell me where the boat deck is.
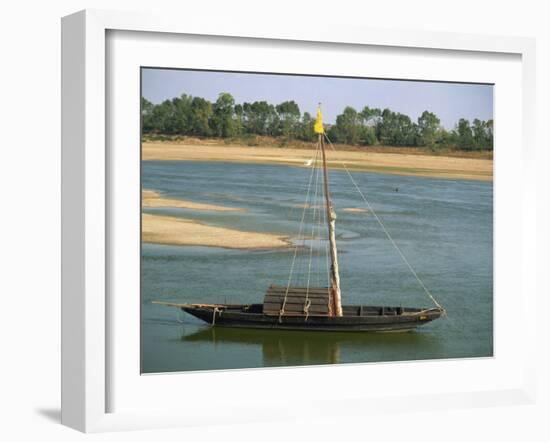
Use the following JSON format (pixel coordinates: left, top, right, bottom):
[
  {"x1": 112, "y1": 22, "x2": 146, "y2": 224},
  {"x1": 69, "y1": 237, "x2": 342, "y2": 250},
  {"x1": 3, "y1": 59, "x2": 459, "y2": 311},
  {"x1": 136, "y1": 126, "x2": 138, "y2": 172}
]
[{"x1": 153, "y1": 301, "x2": 443, "y2": 332}]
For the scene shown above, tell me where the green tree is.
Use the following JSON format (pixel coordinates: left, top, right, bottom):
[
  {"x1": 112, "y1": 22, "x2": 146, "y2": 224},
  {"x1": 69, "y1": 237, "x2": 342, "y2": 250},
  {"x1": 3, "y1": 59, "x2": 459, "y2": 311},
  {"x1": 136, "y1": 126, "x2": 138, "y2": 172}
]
[
  {"x1": 141, "y1": 90, "x2": 492, "y2": 153},
  {"x1": 298, "y1": 112, "x2": 316, "y2": 142},
  {"x1": 266, "y1": 104, "x2": 280, "y2": 136},
  {"x1": 170, "y1": 94, "x2": 193, "y2": 134},
  {"x1": 417, "y1": 110, "x2": 441, "y2": 148},
  {"x1": 361, "y1": 127, "x2": 377, "y2": 145},
  {"x1": 189, "y1": 96, "x2": 212, "y2": 136},
  {"x1": 141, "y1": 97, "x2": 155, "y2": 133},
  {"x1": 358, "y1": 106, "x2": 382, "y2": 145},
  {"x1": 333, "y1": 107, "x2": 361, "y2": 144},
  {"x1": 435, "y1": 127, "x2": 453, "y2": 147},
  {"x1": 472, "y1": 118, "x2": 493, "y2": 150},
  {"x1": 276, "y1": 101, "x2": 301, "y2": 139},
  {"x1": 456, "y1": 118, "x2": 474, "y2": 150},
  {"x1": 359, "y1": 106, "x2": 382, "y2": 127},
  {"x1": 486, "y1": 119, "x2": 494, "y2": 150},
  {"x1": 233, "y1": 104, "x2": 244, "y2": 136},
  {"x1": 210, "y1": 93, "x2": 236, "y2": 138},
  {"x1": 150, "y1": 99, "x2": 178, "y2": 134},
  {"x1": 241, "y1": 102, "x2": 254, "y2": 133},
  {"x1": 243, "y1": 101, "x2": 278, "y2": 136},
  {"x1": 377, "y1": 108, "x2": 418, "y2": 146}
]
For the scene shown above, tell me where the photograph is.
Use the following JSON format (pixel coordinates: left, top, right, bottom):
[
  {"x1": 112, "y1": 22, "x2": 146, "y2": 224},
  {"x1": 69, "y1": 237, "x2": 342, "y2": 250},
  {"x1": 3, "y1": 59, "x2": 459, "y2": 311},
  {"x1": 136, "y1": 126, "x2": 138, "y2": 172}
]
[{"x1": 140, "y1": 68, "x2": 494, "y2": 374}]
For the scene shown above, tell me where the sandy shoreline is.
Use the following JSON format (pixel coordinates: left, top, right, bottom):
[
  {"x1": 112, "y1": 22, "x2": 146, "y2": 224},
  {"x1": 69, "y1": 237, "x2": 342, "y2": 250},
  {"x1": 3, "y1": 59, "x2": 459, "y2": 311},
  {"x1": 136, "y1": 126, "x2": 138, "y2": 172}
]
[
  {"x1": 142, "y1": 213, "x2": 290, "y2": 249},
  {"x1": 143, "y1": 142, "x2": 493, "y2": 182},
  {"x1": 142, "y1": 190, "x2": 244, "y2": 212},
  {"x1": 140, "y1": 190, "x2": 371, "y2": 249},
  {"x1": 142, "y1": 190, "x2": 289, "y2": 249}
]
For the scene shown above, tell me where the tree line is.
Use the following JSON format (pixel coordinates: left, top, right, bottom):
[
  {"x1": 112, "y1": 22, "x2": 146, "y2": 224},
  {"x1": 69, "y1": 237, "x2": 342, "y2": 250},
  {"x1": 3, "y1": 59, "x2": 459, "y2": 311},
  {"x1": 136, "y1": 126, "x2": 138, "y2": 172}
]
[{"x1": 142, "y1": 92, "x2": 493, "y2": 151}]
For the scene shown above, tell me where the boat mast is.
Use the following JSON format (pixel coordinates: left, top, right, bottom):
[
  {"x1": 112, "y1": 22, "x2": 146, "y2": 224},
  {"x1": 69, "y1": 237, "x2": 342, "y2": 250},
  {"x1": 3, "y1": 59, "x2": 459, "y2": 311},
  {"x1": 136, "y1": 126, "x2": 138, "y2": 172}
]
[{"x1": 318, "y1": 130, "x2": 343, "y2": 317}]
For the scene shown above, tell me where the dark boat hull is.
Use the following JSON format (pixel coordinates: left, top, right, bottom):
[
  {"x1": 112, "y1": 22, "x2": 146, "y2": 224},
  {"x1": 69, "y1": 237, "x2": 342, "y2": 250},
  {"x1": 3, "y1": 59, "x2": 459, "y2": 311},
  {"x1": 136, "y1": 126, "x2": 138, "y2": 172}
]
[{"x1": 160, "y1": 303, "x2": 443, "y2": 332}]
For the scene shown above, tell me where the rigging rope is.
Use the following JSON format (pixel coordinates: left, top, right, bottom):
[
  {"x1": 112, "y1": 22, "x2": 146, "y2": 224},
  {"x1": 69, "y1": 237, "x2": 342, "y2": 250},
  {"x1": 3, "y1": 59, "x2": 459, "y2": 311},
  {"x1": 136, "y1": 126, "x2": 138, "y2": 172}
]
[
  {"x1": 315, "y1": 154, "x2": 324, "y2": 289},
  {"x1": 305, "y1": 148, "x2": 322, "y2": 317},
  {"x1": 280, "y1": 142, "x2": 321, "y2": 320},
  {"x1": 323, "y1": 133, "x2": 445, "y2": 313}
]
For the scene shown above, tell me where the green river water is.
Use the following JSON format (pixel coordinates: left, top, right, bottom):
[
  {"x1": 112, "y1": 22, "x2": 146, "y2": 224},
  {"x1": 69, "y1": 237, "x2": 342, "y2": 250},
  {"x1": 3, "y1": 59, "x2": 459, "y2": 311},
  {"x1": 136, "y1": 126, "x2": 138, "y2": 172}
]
[{"x1": 141, "y1": 160, "x2": 493, "y2": 373}]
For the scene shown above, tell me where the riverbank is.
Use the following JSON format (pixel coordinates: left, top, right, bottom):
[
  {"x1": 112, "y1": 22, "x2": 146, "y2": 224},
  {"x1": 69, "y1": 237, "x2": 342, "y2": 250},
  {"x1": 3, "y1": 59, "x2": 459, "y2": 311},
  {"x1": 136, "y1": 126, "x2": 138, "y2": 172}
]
[
  {"x1": 142, "y1": 142, "x2": 493, "y2": 181},
  {"x1": 142, "y1": 213, "x2": 290, "y2": 249},
  {"x1": 142, "y1": 135, "x2": 493, "y2": 159},
  {"x1": 142, "y1": 190, "x2": 289, "y2": 249},
  {"x1": 142, "y1": 190, "x2": 244, "y2": 212}
]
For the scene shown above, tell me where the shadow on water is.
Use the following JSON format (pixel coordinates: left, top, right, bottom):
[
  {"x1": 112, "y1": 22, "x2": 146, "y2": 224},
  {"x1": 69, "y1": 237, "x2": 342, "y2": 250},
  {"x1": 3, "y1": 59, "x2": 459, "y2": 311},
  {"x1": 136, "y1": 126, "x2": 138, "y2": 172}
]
[{"x1": 181, "y1": 326, "x2": 444, "y2": 367}]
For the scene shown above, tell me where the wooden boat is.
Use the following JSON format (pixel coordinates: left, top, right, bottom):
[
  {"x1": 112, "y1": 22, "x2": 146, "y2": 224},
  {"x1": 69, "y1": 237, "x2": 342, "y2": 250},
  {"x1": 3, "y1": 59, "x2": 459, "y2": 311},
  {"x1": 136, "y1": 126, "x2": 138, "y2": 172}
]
[
  {"x1": 154, "y1": 300, "x2": 442, "y2": 332},
  {"x1": 155, "y1": 107, "x2": 445, "y2": 332}
]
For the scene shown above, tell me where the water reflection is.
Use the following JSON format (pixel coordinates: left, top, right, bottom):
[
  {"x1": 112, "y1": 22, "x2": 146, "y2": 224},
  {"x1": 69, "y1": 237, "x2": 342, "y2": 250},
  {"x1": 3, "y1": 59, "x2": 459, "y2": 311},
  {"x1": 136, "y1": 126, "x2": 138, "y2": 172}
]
[{"x1": 181, "y1": 326, "x2": 443, "y2": 367}]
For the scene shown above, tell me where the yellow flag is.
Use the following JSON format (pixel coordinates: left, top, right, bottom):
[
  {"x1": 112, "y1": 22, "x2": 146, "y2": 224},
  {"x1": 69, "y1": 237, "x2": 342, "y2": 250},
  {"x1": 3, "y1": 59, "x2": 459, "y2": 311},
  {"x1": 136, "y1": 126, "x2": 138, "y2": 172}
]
[{"x1": 314, "y1": 106, "x2": 324, "y2": 134}]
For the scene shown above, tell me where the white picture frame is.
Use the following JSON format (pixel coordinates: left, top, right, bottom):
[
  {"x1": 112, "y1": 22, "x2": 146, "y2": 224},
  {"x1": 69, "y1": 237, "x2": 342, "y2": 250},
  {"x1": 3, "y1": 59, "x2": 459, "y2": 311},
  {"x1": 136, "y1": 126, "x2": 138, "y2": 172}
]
[{"x1": 61, "y1": 9, "x2": 537, "y2": 433}]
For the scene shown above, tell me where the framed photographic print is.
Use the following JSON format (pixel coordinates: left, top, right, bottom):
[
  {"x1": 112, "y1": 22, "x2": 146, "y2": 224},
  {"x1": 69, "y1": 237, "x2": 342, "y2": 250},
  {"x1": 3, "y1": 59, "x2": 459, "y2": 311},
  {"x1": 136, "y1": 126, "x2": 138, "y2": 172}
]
[
  {"x1": 140, "y1": 67, "x2": 490, "y2": 374},
  {"x1": 61, "y1": 9, "x2": 537, "y2": 433}
]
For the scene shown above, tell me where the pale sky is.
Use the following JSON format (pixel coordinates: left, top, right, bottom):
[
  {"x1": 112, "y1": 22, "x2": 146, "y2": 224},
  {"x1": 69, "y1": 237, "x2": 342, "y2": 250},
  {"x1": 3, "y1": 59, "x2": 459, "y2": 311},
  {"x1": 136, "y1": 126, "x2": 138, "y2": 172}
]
[{"x1": 141, "y1": 68, "x2": 493, "y2": 130}]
